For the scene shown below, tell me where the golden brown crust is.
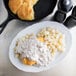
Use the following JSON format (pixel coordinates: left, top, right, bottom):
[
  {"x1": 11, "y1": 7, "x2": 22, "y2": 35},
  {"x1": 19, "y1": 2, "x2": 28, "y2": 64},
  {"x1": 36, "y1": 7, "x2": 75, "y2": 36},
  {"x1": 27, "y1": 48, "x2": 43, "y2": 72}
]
[
  {"x1": 17, "y1": 2, "x2": 34, "y2": 20},
  {"x1": 9, "y1": 0, "x2": 23, "y2": 14},
  {"x1": 8, "y1": 0, "x2": 38, "y2": 20},
  {"x1": 24, "y1": 0, "x2": 38, "y2": 5},
  {"x1": 32, "y1": 0, "x2": 38, "y2": 5}
]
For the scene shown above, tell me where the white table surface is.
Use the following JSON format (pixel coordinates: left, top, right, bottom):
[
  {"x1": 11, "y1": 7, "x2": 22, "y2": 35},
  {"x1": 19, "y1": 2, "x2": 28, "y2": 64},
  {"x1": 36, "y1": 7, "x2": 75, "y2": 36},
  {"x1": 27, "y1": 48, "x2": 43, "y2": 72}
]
[{"x1": 0, "y1": 0, "x2": 76, "y2": 76}]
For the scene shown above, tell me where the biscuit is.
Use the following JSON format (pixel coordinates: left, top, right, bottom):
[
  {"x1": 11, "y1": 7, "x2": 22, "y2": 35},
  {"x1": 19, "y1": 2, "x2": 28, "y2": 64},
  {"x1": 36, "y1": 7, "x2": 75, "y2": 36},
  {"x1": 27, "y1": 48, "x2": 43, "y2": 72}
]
[
  {"x1": 9, "y1": 0, "x2": 38, "y2": 20},
  {"x1": 17, "y1": 2, "x2": 34, "y2": 20},
  {"x1": 9, "y1": 0, "x2": 23, "y2": 14}
]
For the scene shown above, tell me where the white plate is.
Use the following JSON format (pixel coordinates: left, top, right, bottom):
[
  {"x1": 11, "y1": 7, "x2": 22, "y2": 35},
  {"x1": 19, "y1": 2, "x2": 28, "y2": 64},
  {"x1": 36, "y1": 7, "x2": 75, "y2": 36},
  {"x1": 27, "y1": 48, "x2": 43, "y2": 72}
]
[{"x1": 9, "y1": 21, "x2": 72, "y2": 72}]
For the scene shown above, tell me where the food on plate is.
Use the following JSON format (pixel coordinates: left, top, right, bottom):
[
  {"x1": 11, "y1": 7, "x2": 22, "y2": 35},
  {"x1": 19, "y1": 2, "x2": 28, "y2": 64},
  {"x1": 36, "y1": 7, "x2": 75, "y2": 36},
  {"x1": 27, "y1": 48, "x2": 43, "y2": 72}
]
[
  {"x1": 37, "y1": 27, "x2": 65, "y2": 56},
  {"x1": 8, "y1": 0, "x2": 39, "y2": 20},
  {"x1": 14, "y1": 27, "x2": 65, "y2": 67},
  {"x1": 14, "y1": 34, "x2": 52, "y2": 66},
  {"x1": 22, "y1": 57, "x2": 36, "y2": 66}
]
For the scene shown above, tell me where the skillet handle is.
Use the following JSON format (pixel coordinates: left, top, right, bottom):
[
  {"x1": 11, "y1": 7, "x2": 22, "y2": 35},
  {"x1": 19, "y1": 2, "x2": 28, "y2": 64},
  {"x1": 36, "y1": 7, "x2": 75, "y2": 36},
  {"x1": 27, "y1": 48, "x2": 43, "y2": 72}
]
[{"x1": 0, "y1": 14, "x2": 14, "y2": 34}]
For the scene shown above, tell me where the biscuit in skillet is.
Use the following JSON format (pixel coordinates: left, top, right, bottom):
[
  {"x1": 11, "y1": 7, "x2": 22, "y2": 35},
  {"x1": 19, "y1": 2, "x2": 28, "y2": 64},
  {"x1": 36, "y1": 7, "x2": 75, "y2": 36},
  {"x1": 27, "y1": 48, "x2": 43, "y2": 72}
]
[
  {"x1": 9, "y1": 0, "x2": 38, "y2": 20},
  {"x1": 17, "y1": 2, "x2": 34, "y2": 20},
  {"x1": 9, "y1": 0, "x2": 23, "y2": 14}
]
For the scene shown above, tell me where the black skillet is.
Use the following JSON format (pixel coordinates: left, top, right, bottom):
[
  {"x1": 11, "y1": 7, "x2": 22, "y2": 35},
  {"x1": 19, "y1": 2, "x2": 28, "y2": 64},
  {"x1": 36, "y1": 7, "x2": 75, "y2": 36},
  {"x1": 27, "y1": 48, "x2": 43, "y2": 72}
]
[{"x1": 0, "y1": 0, "x2": 57, "y2": 34}]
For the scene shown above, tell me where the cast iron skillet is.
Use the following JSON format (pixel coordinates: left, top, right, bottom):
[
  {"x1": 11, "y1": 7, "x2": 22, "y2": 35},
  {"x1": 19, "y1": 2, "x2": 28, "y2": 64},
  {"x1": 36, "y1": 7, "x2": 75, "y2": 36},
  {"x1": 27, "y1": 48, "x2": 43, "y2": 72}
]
[{"x1": 0, "y1": 0, "x2": 57, "y2": 34}]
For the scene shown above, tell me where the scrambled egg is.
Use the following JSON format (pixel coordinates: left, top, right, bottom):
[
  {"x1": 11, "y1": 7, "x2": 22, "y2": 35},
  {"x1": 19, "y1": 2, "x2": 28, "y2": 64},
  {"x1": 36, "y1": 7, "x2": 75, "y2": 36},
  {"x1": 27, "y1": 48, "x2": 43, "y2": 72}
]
[
  {"x1": 37, "y1": 27, "x2": 65, "y2": 56},
  {"x1": 22, "y1": 58, "x2": 36, "y2": 66}
]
